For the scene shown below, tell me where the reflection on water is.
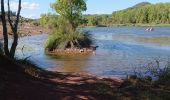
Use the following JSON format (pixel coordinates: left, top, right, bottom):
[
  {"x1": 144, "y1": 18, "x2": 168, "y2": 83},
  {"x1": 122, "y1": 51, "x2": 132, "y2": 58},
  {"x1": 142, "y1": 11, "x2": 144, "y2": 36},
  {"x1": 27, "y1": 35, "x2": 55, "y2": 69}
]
[
  {"x1": 46, "y1": 54, "x2": 92, "y2": 72},
  {"x1": 16, "y1": 27, "x2": 170, "y2": 77},
  {"x1": 112, "y1": 33, "x2": 170, "y2": 46}
]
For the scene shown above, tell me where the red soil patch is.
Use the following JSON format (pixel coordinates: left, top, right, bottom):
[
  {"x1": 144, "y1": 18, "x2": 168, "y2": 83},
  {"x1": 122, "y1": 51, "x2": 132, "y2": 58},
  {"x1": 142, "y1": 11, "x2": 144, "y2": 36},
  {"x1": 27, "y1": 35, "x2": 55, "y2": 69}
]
[{"x1": 0, "y1": 66, "x2": 124, "y2": 100}]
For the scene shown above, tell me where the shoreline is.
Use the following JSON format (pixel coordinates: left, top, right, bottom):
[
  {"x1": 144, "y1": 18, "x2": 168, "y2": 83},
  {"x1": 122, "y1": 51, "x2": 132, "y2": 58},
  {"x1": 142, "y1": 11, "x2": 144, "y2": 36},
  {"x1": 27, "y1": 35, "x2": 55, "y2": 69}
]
[
  {"x1": 80, "y1": 24, "x2": 170, "y2": 28},
  {"x1": 0, "y1": 24, "x2": 50, "y2": 39},
  {"x1": 0, "y1": 64, "x2": 125, "y2": 100},
  {"x1": 1, "y1": 24, "x2": 170, "y2": 39}
]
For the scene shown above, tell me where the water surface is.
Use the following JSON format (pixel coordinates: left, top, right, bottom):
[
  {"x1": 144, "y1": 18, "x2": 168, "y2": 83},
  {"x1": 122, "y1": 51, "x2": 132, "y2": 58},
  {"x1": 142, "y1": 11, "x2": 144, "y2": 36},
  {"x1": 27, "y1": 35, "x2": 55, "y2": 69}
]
[{"x1": 16, "y1": 27, "x2": 170, "y2": 77}]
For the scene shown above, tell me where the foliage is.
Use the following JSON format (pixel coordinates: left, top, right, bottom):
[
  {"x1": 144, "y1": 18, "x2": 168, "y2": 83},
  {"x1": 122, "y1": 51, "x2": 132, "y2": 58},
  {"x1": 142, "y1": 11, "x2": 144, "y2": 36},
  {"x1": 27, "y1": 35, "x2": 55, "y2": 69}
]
[
  {"x1": 83, "y1": 14, "x2": 113, "y2": 26},
  {"x1": 133, "y1": 59, "x2": 170, "y2": 87},
  {"x1": 112, "y1": 3, "x2": 170, "y2": 24},
  {"x1": 45, "y1": 0, "x2": 92, "y2": 51},
  {"x1": 40, "y1": 2, "x2": 170, "y2": 28},
  {"x1": 39, "y1": 13, "x2": 59, "y2": 29},
  {"x1": 45, "y1": 30, "x2": 93, "y2": 50},
  {"x1": 51, "y1": 0, "x2": 87, "y2": 30},
  {"x1": 157, "y1": 62, "x2": 170, "y2": 86}
]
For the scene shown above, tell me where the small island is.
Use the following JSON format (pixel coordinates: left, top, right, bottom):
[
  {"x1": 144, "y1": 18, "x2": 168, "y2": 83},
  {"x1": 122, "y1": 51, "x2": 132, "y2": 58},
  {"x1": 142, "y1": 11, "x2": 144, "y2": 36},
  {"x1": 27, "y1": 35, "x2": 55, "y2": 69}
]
[{"x1": 44, "y1": 0, "x2": 96, "y2": 56}]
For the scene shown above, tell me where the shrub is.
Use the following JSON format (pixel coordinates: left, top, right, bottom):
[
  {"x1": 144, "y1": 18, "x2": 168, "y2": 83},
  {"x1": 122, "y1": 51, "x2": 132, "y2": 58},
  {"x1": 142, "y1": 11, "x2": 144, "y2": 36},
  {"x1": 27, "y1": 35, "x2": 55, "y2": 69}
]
[
  {"x1": 157, "y1": 62, "x2": 170, "y2": 86},
  {"x1": 45, "y1": 30, "x2": 93, "y2": 51},
  {"x1": 133, "y1": 59, "x2": 170, "y2": 86}
]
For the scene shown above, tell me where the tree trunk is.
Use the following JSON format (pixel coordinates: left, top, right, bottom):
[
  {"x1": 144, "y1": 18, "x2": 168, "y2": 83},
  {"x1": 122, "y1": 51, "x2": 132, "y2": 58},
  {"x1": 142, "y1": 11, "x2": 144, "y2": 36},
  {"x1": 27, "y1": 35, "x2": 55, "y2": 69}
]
[
  {"x1": 1, "y1": 0, "x2": 21, "y2": 58},
  {"x1": 8, "y1": 0, "x2": 21, "y2": 58},
  {"x1": 70, "y1": 41, "x2": 75, "y2": 48},
  {"x1": 1, "y1": 0, "x2": 10, "y2": 56}
]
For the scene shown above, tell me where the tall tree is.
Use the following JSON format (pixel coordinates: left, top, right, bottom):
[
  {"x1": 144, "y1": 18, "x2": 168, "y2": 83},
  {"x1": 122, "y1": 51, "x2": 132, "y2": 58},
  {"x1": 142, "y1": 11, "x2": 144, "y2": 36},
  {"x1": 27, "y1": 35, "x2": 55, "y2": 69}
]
[
  {"x1": 1, "y1": 0, "x2": 21, "y2": 58},
  {"x1": 51, "y1": 0, "x2": 87, "y2": 31},
  {"x1": 45, "y1": 0, "x2": 92, "y2": 51}
]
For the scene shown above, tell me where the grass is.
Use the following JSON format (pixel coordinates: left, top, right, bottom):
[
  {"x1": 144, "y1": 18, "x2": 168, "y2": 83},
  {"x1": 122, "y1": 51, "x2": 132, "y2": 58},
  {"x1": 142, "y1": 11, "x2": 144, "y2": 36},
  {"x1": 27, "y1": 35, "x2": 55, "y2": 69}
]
[
  {"x1": 127, "y1": 60, "x2": 170, "y2": 99},
  {"x1": 45, "y1": 30, "x2": 93, "y2": 51},
  {"x1": 0, "y1": 54, "x2": 44, "y2": 77},
  {"x1": 15, "y1": 58, "x2": 44, "y2": 76}
]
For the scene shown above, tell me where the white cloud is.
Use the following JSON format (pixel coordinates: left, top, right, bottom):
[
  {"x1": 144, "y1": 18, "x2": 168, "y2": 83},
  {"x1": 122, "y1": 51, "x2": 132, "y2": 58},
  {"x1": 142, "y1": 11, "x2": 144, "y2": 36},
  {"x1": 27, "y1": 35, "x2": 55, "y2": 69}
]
[
  {"x1": 25, "y1": 14, "x2": 39, "y2": 19},
  {"x1": 10, "y1": 2, "x2": 39, "y2": 10}
]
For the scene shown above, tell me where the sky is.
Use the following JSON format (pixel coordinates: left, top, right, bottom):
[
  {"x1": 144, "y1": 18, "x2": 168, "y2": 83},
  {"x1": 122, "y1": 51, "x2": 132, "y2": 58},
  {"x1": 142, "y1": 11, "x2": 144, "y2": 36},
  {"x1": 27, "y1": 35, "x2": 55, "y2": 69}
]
[{"x1": 8, "y1": 0, "x2": 170, "y2": 19}]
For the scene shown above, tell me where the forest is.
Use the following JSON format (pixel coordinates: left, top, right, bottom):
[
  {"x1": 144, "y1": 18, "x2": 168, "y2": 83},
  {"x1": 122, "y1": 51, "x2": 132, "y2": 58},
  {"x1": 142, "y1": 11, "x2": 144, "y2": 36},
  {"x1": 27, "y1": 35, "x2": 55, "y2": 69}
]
[
  {"x1": 39, "y1": 2, "x2": 170, "y2": 27},
  {"x1": 112, "y1": 2, "x2": 170, "y2": 24}
]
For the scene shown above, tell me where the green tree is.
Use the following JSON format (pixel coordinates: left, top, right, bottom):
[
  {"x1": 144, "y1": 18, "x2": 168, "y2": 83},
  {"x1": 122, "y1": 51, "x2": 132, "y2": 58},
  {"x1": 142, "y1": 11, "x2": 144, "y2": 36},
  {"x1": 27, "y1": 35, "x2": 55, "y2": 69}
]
[
  {"x1": 45, "y1": 0, "x2": 92, "y2": 51},
  {"x1": 51, "y1": 0, "x2": 87, "y2": 31},
  {"x1": 112, "y1": 2, "x2": 170, "y2": 25}
]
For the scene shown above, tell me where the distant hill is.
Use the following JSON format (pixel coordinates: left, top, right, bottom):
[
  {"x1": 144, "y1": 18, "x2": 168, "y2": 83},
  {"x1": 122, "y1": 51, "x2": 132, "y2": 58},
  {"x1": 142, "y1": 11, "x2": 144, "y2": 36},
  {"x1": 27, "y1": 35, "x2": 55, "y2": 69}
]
[
  {"x1": 129, "y1": 2, "x2": 151, "y2": 9},
  {"x1": 112, "y1": 2, "x2": 170, "y2": 24}
]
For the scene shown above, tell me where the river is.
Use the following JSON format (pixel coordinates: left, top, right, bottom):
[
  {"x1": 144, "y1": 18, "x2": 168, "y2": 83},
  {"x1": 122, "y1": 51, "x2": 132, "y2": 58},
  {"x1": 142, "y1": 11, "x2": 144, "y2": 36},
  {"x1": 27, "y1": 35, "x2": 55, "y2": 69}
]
[{"x1": 16, "y1": 26, "x2": 170, "y2": 77}]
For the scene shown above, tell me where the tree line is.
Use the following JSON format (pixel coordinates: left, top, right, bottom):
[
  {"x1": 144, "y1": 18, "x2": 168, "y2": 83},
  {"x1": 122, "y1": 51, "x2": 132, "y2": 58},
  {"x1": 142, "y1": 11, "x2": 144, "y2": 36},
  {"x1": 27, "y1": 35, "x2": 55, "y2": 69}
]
[
  {"x1": 39, "y1": 2, "x2": 170, "y2": 27},
  {"x1": 112, "y1": 2, "x2": 170, "y2": 24}
]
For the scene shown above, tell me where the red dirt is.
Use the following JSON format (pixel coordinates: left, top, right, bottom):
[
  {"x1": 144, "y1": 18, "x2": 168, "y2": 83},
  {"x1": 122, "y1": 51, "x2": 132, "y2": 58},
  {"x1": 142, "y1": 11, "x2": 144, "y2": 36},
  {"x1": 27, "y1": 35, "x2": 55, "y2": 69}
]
[
  {"x1": 0, "y1": 66, "x2": 124, "y2": 100},
  {"x1": 0, "y1": 23, "x2": 50, "y2": 39}
]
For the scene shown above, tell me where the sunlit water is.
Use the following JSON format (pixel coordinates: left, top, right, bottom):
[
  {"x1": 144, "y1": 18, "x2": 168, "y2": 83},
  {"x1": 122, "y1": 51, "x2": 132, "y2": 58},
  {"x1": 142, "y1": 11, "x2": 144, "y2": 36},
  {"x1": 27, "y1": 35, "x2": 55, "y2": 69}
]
[{"x1": 16, "y1": 27, "x2": 170, "y2": 77}]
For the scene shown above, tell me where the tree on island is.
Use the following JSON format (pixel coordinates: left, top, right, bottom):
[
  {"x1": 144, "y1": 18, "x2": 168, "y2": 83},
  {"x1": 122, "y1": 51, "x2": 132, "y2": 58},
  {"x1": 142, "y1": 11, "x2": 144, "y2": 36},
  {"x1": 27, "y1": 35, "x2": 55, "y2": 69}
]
[
  {"x1": 1, "y1": 0, "x2": 21, "y2": 58},
  {"x1": 45, "y1": 0, "x2": 93, "y2": 51}
]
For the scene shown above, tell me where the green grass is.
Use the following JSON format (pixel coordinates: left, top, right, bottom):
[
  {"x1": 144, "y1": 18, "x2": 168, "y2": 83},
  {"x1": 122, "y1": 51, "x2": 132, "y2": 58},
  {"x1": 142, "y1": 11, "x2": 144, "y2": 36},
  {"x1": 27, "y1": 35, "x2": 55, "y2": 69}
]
[{"x1": 45, "y1": 30, "x2": 93, "y2": 51}]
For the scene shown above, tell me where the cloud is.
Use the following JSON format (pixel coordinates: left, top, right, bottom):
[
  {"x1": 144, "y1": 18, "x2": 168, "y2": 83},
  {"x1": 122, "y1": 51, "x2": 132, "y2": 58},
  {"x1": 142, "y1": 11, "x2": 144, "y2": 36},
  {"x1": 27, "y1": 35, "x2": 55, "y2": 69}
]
[
  {"x1": 10, "y1": 2, "x2": 39, "y2": 10},
  {"x1": 25, "y1": 14, "x2": 39, "y2": 19}
]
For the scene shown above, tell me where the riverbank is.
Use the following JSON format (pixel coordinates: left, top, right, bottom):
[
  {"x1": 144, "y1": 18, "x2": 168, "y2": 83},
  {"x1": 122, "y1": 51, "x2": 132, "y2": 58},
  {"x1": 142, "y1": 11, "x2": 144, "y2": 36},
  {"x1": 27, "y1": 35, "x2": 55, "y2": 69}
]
[
  {"x1": 0, "y1": 55, "x2": 125, "y2": 100},
  {"x1": 1, "y1": 23, "x2": 170, "y2": 39},
  {"x1": 1, "y1": 53, "x2": 170, "y2": 100},
  {"x1": 0, "y1": 23, "x2": 50, "y2": 39},
  {"x1": 80, "y1": 24, "x2": 170, "y2": 28}
]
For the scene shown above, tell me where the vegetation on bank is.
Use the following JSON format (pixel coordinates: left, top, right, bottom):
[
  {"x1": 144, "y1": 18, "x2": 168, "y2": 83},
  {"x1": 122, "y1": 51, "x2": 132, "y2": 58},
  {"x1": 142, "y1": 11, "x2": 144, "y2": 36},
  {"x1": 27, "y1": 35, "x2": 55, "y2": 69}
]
[
  {"x1": 45, "y1": 0, "x2": 93, "y2": 51},
  {"x1": 40, "y1": 2, "x2": 170, "y2": 28},
  {"x1": 112, "y1": 2, "x2": 170, "y2": 24}
]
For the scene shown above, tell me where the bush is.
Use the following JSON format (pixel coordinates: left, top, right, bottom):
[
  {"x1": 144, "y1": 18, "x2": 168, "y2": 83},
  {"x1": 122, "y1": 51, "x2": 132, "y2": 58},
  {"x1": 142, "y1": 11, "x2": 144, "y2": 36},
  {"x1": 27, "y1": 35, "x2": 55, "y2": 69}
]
[
  {"x1": 133, "y1": 59, "x2": 170, "y2": 86},
  {"x1": 157, "y1": 62, "x2": 170, "y2": 86},
  {"x1": 45, "y1": 30, "x2": 93, "y2": 51}
]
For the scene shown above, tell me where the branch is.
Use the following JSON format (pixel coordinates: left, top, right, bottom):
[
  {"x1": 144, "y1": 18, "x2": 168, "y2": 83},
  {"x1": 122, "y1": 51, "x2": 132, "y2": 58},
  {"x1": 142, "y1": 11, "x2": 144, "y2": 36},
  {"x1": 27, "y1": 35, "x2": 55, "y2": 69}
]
[
  {"x1": 7, "y1": 0, "x2": 14, "y2": 30},
  {"x1": 14, "y1": 0, "x2": 22, "y2": 32}
]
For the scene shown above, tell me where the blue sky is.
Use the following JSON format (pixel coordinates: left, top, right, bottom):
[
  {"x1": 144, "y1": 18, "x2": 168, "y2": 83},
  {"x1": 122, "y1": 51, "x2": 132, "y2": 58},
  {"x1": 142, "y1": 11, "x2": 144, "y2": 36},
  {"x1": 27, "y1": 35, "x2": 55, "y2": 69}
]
[{"x1": 10, "y1": 0, "x2": 170, "y2": 18}]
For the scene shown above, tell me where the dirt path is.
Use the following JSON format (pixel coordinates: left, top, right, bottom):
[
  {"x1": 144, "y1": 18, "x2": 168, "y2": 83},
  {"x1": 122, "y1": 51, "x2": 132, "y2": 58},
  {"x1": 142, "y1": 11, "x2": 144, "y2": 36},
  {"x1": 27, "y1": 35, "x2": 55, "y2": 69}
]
[{"x1": 0, "y1": 67, "x2": 124, "y2": 100}]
